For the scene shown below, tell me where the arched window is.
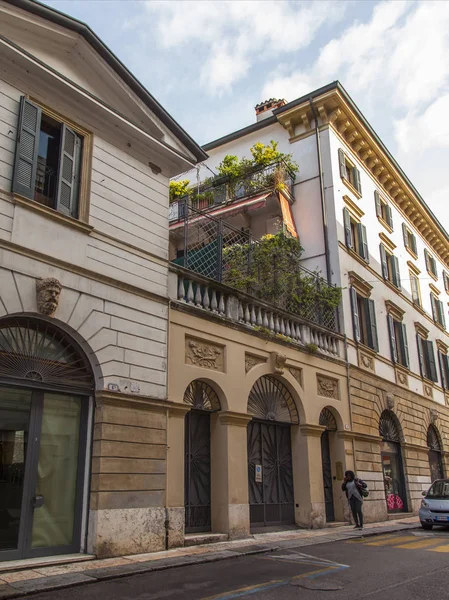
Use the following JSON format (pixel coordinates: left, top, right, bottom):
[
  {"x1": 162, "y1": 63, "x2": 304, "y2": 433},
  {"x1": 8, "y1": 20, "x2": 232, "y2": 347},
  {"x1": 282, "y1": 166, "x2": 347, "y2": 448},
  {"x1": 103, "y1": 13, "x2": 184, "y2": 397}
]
[
  {"x1": 379, "y1": 410, "x2": 407, "y2": 513},
  {"x1": 319, "y1": 407, "x2": 338, "y2": 431},
  {"x1": 379, "y1": 410, "x2": 402, "y2": 443},
  {"x1": 183, "y1": 380, "x2": 220, "y2": 411},
  {"x1": 248, "y1": 375, "x2": 298, "y2": 423},
  {"x1": 427, "y1": 425, "x2": 444, "y2": 481}
]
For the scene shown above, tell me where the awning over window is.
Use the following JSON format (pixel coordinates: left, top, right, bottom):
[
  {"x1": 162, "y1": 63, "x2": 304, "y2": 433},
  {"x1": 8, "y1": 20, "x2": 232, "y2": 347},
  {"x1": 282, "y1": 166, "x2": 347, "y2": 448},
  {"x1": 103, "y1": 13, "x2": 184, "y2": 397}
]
[{"x1": 279, "y1": 190, "x2": 298, "y2": 238}]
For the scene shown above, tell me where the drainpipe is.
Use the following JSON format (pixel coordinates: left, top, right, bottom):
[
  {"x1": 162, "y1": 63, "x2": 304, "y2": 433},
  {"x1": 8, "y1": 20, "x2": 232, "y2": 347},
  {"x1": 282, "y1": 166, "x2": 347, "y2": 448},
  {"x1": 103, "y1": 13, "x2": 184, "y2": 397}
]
[{"x1": 308, "y1": 97, "x2": 331, "y2": 284}]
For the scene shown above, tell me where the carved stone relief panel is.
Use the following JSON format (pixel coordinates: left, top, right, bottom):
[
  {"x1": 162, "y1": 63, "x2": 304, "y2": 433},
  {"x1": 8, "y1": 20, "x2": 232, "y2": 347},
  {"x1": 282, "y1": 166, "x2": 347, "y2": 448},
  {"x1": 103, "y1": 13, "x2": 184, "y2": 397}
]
[
  {"x1": 185, "y1": 337, "x2": 224, "y2": 371},
  {"x1": 288, "y1": 367, "x2": 303, "y2": 388},
  {"x1": 316, "y1": 375, "x2": 339, "y2": 400},
  {"x1": 270, "y1": 352, "x2": 287, "y2": 375},
  {"x1": 358, "y1": 348, "x2": 375, "y2": 372},
  {"x1": 424, "y1": 384, "x2": 433, "y2": 399},
  {"x1": 245, "y1": 353, "x2": 266, "y2": 373},
  {"x1": 395, "y1": 369, "x2": 408, "y2": 388}
]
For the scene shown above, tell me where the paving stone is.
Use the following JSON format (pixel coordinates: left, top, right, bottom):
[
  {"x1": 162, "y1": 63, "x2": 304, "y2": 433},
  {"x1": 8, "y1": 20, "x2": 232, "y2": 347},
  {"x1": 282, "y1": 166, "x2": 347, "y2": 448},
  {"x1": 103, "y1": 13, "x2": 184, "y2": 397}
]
[
  {"x1": 10, "y1": 572, "x2": 96, "y2": 593},
  {"x1": 83, "y1": 562, "x2": 153, "y2": 580},
  {"x1": 234, "y1": 544, "x2": 278, "y2": 555},
  {"x1": 0, "y1": 585, "x2": 18, "y2": 599}
]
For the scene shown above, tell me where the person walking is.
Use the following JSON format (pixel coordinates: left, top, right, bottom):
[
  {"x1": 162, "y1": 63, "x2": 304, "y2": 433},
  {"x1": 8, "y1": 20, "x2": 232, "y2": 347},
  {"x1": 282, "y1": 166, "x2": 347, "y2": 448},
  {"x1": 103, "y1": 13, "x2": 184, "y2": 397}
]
[{"x1": 342, "y1": 470, "x2": 367, "y2": 529}]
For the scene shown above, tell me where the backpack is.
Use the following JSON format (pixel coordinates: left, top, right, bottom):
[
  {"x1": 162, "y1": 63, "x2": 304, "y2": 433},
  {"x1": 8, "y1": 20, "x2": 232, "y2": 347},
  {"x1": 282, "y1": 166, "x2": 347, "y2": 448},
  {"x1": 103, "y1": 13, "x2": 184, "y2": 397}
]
[{"x1": 357, "y1": 479, "x2": 369, "y2": 498}]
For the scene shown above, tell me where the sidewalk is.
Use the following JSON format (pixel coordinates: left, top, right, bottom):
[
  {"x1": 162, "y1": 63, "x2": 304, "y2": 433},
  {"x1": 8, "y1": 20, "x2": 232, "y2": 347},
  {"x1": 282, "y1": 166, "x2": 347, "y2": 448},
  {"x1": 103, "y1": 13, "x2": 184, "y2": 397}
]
[{"x1": 0, "y1": 516, "x2": 418, "y2": 598}]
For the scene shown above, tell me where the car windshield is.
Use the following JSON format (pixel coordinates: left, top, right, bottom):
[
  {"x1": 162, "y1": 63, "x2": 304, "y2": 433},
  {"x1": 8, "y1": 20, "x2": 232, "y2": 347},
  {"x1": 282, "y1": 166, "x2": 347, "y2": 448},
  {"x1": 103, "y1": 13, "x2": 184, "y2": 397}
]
[{"x1": 427, "y1": 480, "x2": 449, "y2": 499}]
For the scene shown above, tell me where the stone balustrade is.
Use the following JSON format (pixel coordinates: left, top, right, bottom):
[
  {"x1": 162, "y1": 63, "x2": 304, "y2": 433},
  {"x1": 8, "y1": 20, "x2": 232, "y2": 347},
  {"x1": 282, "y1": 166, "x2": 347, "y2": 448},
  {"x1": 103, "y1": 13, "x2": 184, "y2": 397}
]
[{"x1": 169, "y1": 267, "x2": 344, "y2": 359}]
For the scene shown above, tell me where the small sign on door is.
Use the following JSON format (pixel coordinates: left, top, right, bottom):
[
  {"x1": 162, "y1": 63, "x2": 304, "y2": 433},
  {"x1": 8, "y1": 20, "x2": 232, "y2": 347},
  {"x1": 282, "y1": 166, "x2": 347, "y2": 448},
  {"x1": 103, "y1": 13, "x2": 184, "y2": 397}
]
[{"x1": 255, "y1": 464, "x2": 262, "y2": 483}]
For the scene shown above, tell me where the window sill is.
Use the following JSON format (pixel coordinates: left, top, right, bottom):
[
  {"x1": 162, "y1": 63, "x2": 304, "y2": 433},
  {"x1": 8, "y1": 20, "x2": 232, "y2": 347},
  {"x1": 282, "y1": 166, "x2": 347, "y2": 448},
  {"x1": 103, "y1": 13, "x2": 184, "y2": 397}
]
[
  {"x1": 346, "y1": 245, "x2": 368, "y2": 265},
  {"x1": 13, "y1": 194, "x2": 93, "y2": 234},
  {"x1": 426, "y1": 269, "x2": 438, "y2": 282},
  {"x1": 342, "y1": 177, "x2": 362, "y2": 199},
  {"x1": 434, "y1": 321, "x2": 447, "y2": 333},
  {"x1": 405, "y1": 246, "x2": 418, "y2": 260},
  {"x1": 382, "y1": 277, "x2": 401, "y2": 293},
  {"x1": 377, "y1": 216, "x2": 393, "y2": 234}
]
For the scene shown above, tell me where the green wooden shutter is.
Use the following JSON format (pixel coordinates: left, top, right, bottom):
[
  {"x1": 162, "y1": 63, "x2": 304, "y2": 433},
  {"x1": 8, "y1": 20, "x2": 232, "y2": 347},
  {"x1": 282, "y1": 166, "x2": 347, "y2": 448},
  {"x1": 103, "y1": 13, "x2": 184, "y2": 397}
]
[
  {"x1": 374, "y1": 191, "x2": 382, "y2": 217},
  {"x1": 438, "y1": 299, "x2": 446, "y2": 329},
  {"x1": 353, "y1": 167, "x2": 362, "y2": 195},
  {"x1": 343, "y1": 208, "x2": 353, "y2": 249},
  {"x1": 431, "y1": 256, "x2": 437, "y2": 277},
  {"x1": 387, "y1": 315, "x2": 397, "y2": 363},
  {"x1": 358, "y1": 224, "x2": 369, "y2": 262},
  {"x1": 379, "y1": 244, "x2": 388, "y2": 279},
  {"x1": 391, "y1": 255, "x2": 401, "y2": 289},
  {"x1": 424, "y1": 249, "x2": 430, "y2": 272},
  {"x1": 338, "y1": 149, "x2": 347, "y2": 179},
  {"x1": 385, "y1": 204, "x2": 393, "y2": 228},
  {"x1": 443, "y1": 354, "x2": 449, "y2": 389},
  {"x1": 411, "y1": 275, "x2": 420, "y2": 306},
  {"x1": 411, "y1": 232, "x2": 417, "y2": 255},
  {"x1": 401, "y1": 323, "x2": 410, "y2": 368},
  {"x1": 56, "y1": 124, "x2": 81, "y2": 217},
  {"x1": 438, "y1": 351, "x2": 447, "y2": 390},
  {"x1": 350, "y1": 288, "x2": 360, "y2": 342},
  {"x1": 430, "y1": 294, "x2": 438, "y2": 322},
  {"x1": 402, "y1": 223, "x2": 409, "y2": 248},
  {"x1": 367, "y1": 298, "x2": 379, "y2": 351},
  {"x1": 12, "y1": 97, "x2": 42, "y2": 200},
  {"x1": 426, "y1": 340, "x2": 438, "y2": 382},
  {"x1": 416, "y1": 335, "x2": 425, "y2": 378},
  {"x1": 444, "y1": 272, "x2": 449, "y2": 293}
]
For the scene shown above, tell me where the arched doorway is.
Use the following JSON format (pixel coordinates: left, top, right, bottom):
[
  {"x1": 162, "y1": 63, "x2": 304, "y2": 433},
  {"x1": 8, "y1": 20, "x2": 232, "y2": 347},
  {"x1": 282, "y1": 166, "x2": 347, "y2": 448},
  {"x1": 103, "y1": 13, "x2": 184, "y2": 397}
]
[
  {"x1": 247, "y1": 375, "x2": 298, "y2": 528},
  {"x1": 427, "y1": 425, "x2": 444, "y2": 482},
  {"x1": 183, "y1": 380, "x2": 220, "y2": 533},
  {"x1": 319, "y1": 408, "x2": 338, "y2": 523},
  {"x1": 0, "y1": 316, "x2": 94, "y2": 561},
  {"x1": 379, "y1": 410, "x2": 407, "y2": 513}
]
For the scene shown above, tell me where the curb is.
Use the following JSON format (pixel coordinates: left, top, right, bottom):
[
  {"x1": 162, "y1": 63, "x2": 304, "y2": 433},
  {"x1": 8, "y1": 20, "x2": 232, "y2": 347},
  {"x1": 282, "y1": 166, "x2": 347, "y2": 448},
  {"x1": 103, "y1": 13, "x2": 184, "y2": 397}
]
[{"x1": 0, "y1": 523, "x2": 419, "y2": 599}]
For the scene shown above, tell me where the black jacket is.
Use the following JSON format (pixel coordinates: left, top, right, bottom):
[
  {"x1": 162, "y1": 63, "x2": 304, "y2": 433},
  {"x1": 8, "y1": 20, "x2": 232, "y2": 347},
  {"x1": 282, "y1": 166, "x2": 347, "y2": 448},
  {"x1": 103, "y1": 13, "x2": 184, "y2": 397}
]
[{"x1": 341, "y1": 478, "x2": 367, "y2": 498}]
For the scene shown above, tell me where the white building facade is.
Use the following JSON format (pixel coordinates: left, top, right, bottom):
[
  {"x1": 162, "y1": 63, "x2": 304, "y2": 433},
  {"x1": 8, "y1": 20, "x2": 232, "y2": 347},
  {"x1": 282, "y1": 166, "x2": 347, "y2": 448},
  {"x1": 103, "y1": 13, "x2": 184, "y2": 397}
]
[
  {"x1": 0, "y1": 0, "x2": 206, "y2": 563},
  {"x1": 176, "y1": 84, "x2": 449, "y2": 524}
]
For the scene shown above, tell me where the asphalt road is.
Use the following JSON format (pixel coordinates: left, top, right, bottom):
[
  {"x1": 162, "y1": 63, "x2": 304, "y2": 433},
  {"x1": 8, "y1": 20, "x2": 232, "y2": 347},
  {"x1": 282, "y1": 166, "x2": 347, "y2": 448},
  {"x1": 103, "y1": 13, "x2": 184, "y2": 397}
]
[{"x1": 18, "y1": 529, "x2": 449, "y2": 600}]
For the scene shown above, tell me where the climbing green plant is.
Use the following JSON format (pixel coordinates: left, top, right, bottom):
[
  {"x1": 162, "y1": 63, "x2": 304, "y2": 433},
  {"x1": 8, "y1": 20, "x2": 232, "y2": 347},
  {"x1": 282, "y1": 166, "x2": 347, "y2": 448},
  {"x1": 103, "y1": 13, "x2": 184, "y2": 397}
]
[{"x1": 169, "y1": 180, "x2": 191, "y2": 203}]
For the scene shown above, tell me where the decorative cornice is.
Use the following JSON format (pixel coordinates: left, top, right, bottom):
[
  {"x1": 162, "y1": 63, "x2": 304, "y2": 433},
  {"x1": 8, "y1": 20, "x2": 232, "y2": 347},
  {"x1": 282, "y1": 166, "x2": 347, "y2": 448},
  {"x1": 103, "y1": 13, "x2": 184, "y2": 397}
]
[
  {"x1": 429, "y1": 283, "x2": 441, "y2": 296},
  {"x1": 343, "y1": 195, "x2": 364, "y2": 219},
  {"x1": 96, "y1": 390, "x2": 169, "y2": 412},
  {"x1": 415, "y1": 321, "x2": 429, "y2": 338},
  {"x1": 379, "y1": 232, "x2": 396, "y2": 252},
  {"x1": 350, "y1": 431, "x2": 383, "y2": 444},
  {"x1": 300, "y1": 424, "x2": 326, "y2": 437},
  {"x1": 385, "y1": 300, "x2": 405, "y2": 321},
  {"x1": 436, "y1": 339, "x2": 448, "y2": 354},
  {"x1": 218, "y1": 411, "x2": 253, "y2": 427},
  {"x1": 277, "y1": 88, "x2": 449, "y2": 268},
  {"x1": 348, "y1": 271, "x2": 373, "y2": 298},
  {"x1": 407, "y1": 260, "x2": 421, "y2": 275}
]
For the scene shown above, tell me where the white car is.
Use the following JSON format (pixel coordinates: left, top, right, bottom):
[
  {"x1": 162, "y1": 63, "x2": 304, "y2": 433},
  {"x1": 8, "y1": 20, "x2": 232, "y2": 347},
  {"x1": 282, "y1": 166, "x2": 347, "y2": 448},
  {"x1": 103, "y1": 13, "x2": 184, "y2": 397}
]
[{"x1": 419, "y1": 479, "x2": 449, "y2": 530}]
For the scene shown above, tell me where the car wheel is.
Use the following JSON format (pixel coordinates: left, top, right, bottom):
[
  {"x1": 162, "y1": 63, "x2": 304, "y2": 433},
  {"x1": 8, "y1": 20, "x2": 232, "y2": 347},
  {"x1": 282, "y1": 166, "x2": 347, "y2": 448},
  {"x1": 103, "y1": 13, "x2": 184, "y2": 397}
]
[{"x1": 420, "y1": 522, "x2": 433, "y2": 530}]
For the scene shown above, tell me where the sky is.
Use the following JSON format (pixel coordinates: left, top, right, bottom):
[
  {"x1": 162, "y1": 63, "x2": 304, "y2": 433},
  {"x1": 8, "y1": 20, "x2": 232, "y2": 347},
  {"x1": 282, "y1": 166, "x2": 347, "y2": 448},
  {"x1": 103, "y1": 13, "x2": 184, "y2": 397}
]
[{"x1": 44, "y1": 0, "x2": 449, "y2": 231}]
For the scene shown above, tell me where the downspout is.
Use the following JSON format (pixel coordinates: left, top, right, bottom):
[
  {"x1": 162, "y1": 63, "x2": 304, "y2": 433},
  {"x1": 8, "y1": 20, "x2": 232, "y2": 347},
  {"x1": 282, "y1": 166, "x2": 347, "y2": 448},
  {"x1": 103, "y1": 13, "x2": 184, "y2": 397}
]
[{"x1": 308, "y1": 97, "x2": 331, "y2": 284}]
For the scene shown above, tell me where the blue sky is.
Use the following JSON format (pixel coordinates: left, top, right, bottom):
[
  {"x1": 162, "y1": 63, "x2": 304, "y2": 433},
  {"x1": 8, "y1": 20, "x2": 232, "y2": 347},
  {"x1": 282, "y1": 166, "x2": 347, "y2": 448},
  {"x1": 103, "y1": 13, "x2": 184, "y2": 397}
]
[{"x1": 45, "y1": 1, "x2": 449, "y2": 230}]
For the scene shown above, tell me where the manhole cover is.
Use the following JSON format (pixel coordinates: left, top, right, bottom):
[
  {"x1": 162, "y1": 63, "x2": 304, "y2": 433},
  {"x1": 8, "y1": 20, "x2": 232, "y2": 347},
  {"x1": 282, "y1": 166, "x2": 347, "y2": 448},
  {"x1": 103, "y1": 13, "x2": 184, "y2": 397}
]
[{"x1": 291, "y1": 579, "x2": 344, "y2": 591}]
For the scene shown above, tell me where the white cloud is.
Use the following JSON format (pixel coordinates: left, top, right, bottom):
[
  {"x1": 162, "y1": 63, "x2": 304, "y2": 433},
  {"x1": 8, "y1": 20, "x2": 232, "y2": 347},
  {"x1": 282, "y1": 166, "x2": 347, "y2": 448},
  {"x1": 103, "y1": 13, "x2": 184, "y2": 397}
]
[{"x1": 143, "y1": 1, "x2": 345, "y2": 95}]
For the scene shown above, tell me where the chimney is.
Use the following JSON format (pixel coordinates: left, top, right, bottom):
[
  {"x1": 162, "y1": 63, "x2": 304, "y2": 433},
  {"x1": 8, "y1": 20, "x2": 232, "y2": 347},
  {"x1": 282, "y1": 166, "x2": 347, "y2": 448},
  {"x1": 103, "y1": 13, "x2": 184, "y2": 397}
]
[{"x1": 255, "y1": 98, "x2": 287, "y2": 122}]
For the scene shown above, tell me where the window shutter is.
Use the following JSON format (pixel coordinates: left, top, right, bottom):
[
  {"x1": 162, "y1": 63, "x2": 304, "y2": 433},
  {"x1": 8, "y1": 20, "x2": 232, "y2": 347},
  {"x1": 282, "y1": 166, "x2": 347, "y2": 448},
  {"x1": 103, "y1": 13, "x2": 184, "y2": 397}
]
[
  {"x1": 424, "y1": 249, "x2": 430, "y2": 271},
  {"x1": 367, "y1": 298, "x2": 379, "y2": 351},
  {"x1": 12, "y1": 97, "x2": 42, "y2": 200},
  {"x1": 385, "y1": 204, "x2": 393, "y2": 228},
  {"x1": 338, "y1": 149, "x2": 347, "y2": 180},
  {"x1": 438, "y1": 299, "x2": 446, "y2": 329},
  {"x1": 426, "y1": 340, "x2": 438, "y2": 382},
  {"x1": 387, "y1": 315, "x2": 397, "y2": 363},
  {"x1": 431, "y1": 294, "x2": 438, "y2": 322},
  {"x1": 343, "y1": 208, "x2": 353, "y2": 249},
  {"x1": 443, "y1": 354, "x2": 449, "y2": 389},
  {"x1": 411, "y1": 233, "x2": 417, "y2": 255},
  {"x1": 411, "y1": 275, "x2": 420, "y2": 306},
  {"x1": 431, "y1": 256, "x2": 437, "y2": 277},
  {"x1": 392, "y1": 255, "x2": 401, "y2": 289},
  {"x1": 444, "y1": 272, "x2": 449, "y2": 293},
  {"x1": 379, "y1": 244, "x2": 388, "y2": 279},
  {"x1": 402, "y1": 223, "x2": 409, "y2": 248},
  {"x1": 374, "y1": 190, "x2": 382, "y2": 217},
  {"x1": 358, "y1": 224, "x2": 369, "y2": 262},
  {"x1": 401, "y1": 323, "x2": 410, "y2": 368},
  {"x1": 350, "y1": 288, "x2": 360, "y2": 342},
  {"x1": 56, "y1": 124, "x2": 81, "y2": 217},
  {"x1": 416, "y1": 335, "x2": 425, "y2": 378},
  {"x1": 353, "y1": 167, "x2": 362, "y2": 195},
  {"x1": 438, "y1": 351, "x2": 447, "y2": 390}
]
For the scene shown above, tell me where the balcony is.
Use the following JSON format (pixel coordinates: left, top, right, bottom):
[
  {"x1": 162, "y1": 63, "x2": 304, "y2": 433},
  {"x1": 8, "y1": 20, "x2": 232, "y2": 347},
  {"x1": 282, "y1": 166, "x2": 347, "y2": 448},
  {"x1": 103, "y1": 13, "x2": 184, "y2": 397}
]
[{"x1": 169, "y1": 160, "x2": 295, "y2": 224}]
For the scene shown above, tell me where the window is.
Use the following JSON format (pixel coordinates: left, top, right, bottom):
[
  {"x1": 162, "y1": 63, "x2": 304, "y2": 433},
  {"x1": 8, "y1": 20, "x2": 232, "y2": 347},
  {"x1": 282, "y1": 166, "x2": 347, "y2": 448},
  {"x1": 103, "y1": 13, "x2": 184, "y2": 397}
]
[
  {"x1": 387, "y1": 315, "x2": 409, "y2": 368},
  {"x1": 416, "y1": 335, "x2": 438, "y2": 382},
  {"x1": 343, "y1": 208, "x2": 368, "y2": 262},
  {"x1": 410, "y1": 272, "x2": 422, "y2": 307},
  {"x1": 438, "y1": 350, "x2": 449, "y2": 390},
  {"x1": 350, "y1": 288, "x2": 379, "y2": 350},
  {"x1": 380, "y1": 244, "x2": 401, "y2": 289},
  {"x1": 424, "y1": 249, "x2": 438, "y2": 279},
  {"x1": 443, "y1": 271, "x2": 449, "y2": 294},
  {"x1": 338, "y1": 149, "x2": 362, "y2": 195},
  {"x1": 374, "y1": 191, "x2": 393, "y2": 230},
  {"x1": 430, "y1": 293, "x2": 446, "y2": 329},
  {"x1": 12, "y1": 97, "x2": 85, "y2": 219},
  {"x1": 402, "y1": 223, "x2": 417, "y2": 256}
]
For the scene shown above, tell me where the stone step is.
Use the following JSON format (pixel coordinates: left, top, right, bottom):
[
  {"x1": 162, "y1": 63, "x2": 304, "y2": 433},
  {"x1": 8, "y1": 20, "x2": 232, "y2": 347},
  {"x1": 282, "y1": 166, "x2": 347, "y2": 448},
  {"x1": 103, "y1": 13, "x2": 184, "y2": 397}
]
[
  {"x1": 388, "y1": 512, "x2": 415, "y2": 521},
  {"x1": 184, "y1": 533, "x2": 228, "y2": 547}
]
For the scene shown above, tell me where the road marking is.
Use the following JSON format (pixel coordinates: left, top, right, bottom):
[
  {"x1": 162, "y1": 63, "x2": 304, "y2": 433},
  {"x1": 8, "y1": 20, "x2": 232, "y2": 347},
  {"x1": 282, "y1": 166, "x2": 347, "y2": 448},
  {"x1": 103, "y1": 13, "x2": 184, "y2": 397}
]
[
  {"x1": 427, "y1": 544, "x2": 449, "y2": 553},
  {"x1": 364, "y1": 535, "x2": 417, "y2": 546},
  {"x1": 394, "y1": 538, "x2": 444, "y2": 550},
  {"x1": 200, "y1": 579, "x2": 285, "y2": 600}
]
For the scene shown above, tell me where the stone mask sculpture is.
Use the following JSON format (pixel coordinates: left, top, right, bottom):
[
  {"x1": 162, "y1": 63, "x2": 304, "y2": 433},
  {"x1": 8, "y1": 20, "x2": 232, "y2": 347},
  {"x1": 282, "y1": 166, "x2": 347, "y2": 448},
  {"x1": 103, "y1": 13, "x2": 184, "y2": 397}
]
[{"x1": 36, "y1": 277, "x2": 62, "y2": 317}]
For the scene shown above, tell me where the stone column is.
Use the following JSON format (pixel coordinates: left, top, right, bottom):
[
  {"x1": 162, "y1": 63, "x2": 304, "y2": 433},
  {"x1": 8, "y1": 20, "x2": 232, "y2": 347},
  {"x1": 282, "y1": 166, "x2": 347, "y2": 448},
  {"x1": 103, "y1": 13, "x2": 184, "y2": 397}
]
[
  {"x1": 166, "y1": 403, "x2": 190, "y2": 548},
  {"x1": 292, "y1": 424, "x2": 326, "y2": 528},
  {"x1": 210, "y1": 411, "x2": 252, "y2": 539}
]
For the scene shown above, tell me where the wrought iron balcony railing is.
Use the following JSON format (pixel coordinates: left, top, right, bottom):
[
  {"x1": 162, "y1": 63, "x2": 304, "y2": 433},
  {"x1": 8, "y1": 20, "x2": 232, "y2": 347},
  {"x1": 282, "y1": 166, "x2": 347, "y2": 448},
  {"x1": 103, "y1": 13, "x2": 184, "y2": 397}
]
[{"x1": 169, "y1": 160, "x2": 295, "y2": 223}]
